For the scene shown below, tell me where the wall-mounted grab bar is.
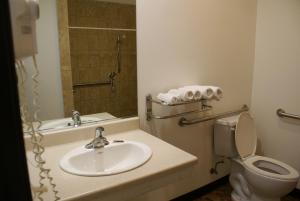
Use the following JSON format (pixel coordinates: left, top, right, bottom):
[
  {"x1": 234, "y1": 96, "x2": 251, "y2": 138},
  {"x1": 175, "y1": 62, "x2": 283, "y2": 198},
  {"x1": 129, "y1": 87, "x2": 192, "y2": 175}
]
[
  {"x1": 72, "y1": 81, "x2": 111, "y2": 88},
  {"x1": 178, "y1": 105, "x2": 249, "y2": 127},
  {"x1": 276, "y1": 108, "x2": 300, "y2": 121}
]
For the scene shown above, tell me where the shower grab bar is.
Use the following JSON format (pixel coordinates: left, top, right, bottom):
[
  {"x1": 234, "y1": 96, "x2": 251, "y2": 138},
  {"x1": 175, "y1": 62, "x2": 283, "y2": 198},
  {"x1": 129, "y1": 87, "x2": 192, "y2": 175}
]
[
  {"x1": 178, "y1": 105, "x2": 249, "y2": 127},
  {"x1": 69, "y1": 26, "x2": 136, "y2": 32},
  {"x1": 116, "y1": 35, "x2": 122, "y2": 73},
  {"x1": 73, "y1": 81, "x2": 111, "y2": 88},
  {"x1": 276, "y1": 109, "x2": 300, "y2": 120}
]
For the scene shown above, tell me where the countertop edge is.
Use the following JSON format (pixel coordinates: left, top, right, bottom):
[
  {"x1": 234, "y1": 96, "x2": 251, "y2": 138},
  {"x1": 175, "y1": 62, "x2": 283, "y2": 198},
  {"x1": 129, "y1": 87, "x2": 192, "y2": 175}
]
[{"x1": 65, "y1": 155, "x2": 197, "y2": 201}]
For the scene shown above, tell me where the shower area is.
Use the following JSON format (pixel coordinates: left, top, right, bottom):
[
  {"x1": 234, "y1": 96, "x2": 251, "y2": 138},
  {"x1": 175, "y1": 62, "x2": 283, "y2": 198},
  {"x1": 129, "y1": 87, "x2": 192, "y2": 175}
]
[{"x1": 58, "y1": 0, "x2": 137, "y2": 118}]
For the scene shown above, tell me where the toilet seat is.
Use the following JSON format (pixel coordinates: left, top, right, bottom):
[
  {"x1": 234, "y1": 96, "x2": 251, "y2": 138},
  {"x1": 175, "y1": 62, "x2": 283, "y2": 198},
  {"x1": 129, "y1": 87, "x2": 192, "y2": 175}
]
[
  {"x1": 244, "y1": 155, "x2": 299, "y2": 181},
  {"x1": 234, "y1": 112, "x2": 299, "y2": 181}
]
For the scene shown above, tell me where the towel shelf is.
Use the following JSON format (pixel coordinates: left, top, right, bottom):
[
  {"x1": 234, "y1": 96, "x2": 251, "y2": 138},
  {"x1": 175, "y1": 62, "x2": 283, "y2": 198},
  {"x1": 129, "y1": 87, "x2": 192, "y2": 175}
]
[
  {"x1": 150, "y1": 97, "x2": 209, "y2": 107},
  {"x1": 146, "y1": 94, "x2": 212, "y2": 121},
  {"x1": 178, "y1": 105, "x2": 249, "y2": 127}
]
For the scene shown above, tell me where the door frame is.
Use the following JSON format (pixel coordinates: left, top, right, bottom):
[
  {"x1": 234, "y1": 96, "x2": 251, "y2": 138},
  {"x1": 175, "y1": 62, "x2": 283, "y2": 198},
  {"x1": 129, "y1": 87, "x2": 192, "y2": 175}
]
[{"x1": 0, "y1": 0, "x2": 33, "y2": 200}]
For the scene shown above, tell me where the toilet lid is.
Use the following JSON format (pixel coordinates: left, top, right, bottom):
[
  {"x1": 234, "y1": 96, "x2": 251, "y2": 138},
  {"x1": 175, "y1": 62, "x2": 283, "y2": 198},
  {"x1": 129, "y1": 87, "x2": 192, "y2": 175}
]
[{"x1": 235, "y1": 112, "x2": 257, "y2": 159}]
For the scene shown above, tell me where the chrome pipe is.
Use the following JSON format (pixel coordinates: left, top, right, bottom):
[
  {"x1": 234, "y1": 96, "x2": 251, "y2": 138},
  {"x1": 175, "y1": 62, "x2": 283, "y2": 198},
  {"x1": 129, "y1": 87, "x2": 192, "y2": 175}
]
[{"x1": 276, "y1": 108, "x2": 300, "y2": 120}]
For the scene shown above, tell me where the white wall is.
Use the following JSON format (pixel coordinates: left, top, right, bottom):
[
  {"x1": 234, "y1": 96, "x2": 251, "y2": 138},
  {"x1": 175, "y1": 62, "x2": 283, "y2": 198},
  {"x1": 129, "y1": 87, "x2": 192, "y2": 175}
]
[
  {"x1": 23, "y1": 0, "x2": 64, "y2": 121},
  {"x1": 251, "y1": 0, "x2": 300, "y2": 189},
  {"x1": 136, "y1": 0, "x2": 257, "y2": 200}
]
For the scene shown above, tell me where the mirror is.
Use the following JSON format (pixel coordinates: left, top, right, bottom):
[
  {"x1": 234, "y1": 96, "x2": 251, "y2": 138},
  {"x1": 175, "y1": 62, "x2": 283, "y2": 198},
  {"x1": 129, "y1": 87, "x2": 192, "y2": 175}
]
[{"x1": 19, "y1": 0, "x2": 137, "y2": 131}]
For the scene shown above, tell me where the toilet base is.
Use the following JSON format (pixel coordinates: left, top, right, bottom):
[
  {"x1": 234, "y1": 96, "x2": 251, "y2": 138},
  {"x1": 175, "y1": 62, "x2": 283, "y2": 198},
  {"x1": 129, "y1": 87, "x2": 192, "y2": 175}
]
[
  {"x1": 249, "y1": 194, "x2": 280, "y2": 201},
  {"x1": 231, "y1": 191, "x2": 281, "y2": 201},
  {"x1": 231, "y1": 192, "x2": 246, "y2": 201}
]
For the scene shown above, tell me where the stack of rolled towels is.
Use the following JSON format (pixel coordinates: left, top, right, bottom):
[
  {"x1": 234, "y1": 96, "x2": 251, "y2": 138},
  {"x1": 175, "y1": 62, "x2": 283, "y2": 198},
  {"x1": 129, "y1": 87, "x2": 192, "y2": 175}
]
[{"x1": 157, "y1": 85, "x2": 223, "y2": 105}]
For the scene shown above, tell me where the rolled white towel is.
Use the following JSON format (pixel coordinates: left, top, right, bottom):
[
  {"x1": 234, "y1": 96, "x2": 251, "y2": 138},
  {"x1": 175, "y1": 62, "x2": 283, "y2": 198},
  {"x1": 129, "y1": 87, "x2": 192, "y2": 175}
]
[
  {"x1": 183, "y1": 86, "x2": 202, "y2": 100},
  {"x1": 197, "y1": 86, "x2": 214, "y2": 99},
  {"x1": 168, "y1": 89, "x2": 180, "y2": 96},
  {"x1": 157, "y1": 93, "x2": 178, "y2": 104},
  {"x1": 174, "y1": 88, "x2": 194, "y2": 101},
  {"x1": 210, "y1": 86, "x2": 223, "y2": 100}
]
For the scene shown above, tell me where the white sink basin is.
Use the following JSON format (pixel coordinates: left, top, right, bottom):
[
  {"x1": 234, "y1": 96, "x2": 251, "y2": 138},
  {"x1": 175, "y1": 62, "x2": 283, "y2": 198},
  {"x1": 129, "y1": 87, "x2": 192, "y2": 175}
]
[
  {"x1": 39, "y1": 117, "x2": 101, "y2": 130},
  {"x1": 59, "y1": 141, "x2": 152, "y2": 176}
]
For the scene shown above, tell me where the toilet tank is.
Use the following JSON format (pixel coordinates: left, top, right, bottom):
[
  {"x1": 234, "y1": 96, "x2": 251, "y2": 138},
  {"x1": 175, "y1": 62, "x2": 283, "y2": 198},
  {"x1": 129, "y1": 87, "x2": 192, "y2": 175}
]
[{"x1": 214, "y1": 115, "x2": 239, "y2": 157}]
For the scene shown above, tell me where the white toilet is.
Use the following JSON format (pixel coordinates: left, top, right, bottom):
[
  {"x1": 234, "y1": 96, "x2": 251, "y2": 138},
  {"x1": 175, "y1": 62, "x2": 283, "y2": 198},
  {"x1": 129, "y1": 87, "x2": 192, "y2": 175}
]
[{"x1": 214, "y1": 112, "x2": 299, "y2": 201}]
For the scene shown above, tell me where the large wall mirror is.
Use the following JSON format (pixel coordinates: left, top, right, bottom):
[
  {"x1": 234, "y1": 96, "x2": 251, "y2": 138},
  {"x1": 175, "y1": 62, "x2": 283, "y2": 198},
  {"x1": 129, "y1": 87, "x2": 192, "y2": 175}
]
[{"x1": 20, "y1": 0, "x2": 137, "y2": 131}]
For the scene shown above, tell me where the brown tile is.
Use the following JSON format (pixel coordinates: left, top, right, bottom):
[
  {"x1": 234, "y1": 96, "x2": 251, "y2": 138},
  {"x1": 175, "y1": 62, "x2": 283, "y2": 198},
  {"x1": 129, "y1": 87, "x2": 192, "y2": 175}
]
[
  {"x1": 77, "y1": 69, "x2": 89, "y2": 83},
  {"x1": 61, "y1": 70, "x2": 73, "y2": 90},
  {"x1": 59, "y1": 30, "x2": 71, "y2": 66},
  {"x1": 61, "y1": 65, "x2": 71, "y2": 71},
  {"x1": 68, "y1": 0, "x2": 136, "y2": 29},
  {"x1": 57, "y1": 0, "x2": 71, "y2": 67},
  {"x1": 65, "y1": 0, "x2": 137, "y2": 118},
  {"x1": 62, "y1": 89, "x2": 74, "y2": 117}
]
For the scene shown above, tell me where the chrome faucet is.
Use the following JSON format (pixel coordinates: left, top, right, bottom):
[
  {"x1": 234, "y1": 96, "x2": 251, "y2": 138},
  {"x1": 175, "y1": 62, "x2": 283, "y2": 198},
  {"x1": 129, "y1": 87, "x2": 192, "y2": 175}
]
[
  {"x1": 85, "y1": 127, "x2": 109, "y2": 149},
  {"x1": 72, "y1": 110, "x2": 81, "y2": 127}
]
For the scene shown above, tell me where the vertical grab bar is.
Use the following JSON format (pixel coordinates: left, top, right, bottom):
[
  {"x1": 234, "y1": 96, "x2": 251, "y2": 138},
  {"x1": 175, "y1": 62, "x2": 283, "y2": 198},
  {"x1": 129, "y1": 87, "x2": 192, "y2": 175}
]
[{"x1": 116, "y1": 35, "x2": 122, "y2": 73}]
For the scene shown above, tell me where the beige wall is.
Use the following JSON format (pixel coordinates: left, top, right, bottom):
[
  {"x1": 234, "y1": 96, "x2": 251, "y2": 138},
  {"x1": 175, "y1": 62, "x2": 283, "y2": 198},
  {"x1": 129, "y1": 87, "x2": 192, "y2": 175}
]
[
  {"x1": 23, "y1": 0, "x2": 64, "y2": 121},
  {"x1": 251, "y1": 0, "x2": 300, "y2": 189},
  {"x1": 136, "y1": 0, "x2": 257, "y2": 200}
]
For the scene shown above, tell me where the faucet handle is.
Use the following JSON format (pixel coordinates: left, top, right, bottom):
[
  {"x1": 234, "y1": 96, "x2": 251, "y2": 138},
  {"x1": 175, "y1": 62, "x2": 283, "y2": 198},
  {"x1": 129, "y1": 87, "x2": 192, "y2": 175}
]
[{"x1": 95, "y1": 127, "x2": 104, "y2": 138}]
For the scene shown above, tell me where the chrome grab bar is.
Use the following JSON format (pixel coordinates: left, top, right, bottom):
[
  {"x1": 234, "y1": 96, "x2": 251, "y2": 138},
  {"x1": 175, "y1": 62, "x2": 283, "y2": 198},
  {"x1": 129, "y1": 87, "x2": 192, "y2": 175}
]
[
  {"x1": 178, "y1": 105, "x2": 249, "y2": 127},
  {"x1": 276, "y1": 109, "x2": 300, "y2": 120},
  {"x1": 72, "y1": 81, "x2": 111, "y2": 88}
]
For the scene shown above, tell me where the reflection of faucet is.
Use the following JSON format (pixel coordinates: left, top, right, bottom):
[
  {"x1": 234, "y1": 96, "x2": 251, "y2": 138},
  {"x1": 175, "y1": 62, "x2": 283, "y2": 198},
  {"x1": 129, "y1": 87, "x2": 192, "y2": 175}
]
[
  {"x1": 85, "y1": 127, "x2": 109, "y2": 149},
  {"x1": 72, "y1": 110, "x2": 81, "y2": 127}
]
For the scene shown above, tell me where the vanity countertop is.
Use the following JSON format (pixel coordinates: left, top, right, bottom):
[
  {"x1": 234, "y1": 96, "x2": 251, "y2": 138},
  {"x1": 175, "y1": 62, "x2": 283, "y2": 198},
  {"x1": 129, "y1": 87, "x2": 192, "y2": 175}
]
[{"x1": 26, "y1": 118, "x2": 197, "y2": 201}]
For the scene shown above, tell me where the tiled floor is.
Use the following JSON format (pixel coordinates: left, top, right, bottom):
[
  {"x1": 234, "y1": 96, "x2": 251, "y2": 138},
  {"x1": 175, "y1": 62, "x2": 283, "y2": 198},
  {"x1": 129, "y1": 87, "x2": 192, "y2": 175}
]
[
  {"x1": 194, "y1": 183, "x2": 300, "y2": 201},
  {"x1": 174, "y1": 182, "x2": 300, "y2": 201}
]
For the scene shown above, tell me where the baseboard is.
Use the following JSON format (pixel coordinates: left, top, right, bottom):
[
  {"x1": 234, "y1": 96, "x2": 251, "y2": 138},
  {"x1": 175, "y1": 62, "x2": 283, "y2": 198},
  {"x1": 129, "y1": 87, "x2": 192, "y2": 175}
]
[{"x1": 171, "y1": 176, "x2": 229, "y2": 201}]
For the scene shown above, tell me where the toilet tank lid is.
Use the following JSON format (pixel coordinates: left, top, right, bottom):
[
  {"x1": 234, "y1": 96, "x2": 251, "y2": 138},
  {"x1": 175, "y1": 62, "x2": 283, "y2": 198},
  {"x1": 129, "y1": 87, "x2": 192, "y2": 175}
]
[{"x1": 216, "y1": 115, "x2": 240, "y2": 126}]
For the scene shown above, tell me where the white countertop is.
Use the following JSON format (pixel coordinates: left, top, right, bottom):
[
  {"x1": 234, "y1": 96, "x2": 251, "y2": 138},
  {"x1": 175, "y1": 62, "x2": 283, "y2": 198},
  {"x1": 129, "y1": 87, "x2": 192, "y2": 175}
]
[{"x1": 26, "y1": 118, "x2": 197, "y2": 201}]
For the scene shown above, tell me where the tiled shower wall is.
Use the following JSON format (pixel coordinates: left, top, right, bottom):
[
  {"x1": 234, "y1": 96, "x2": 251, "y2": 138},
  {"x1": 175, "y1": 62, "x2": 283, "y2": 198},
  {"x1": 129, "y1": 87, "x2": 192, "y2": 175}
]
[
  {"x1": 66, "y1": 0, "x2": 137, "y2": 117},
  {"x1": 57, "y1": 0, "x2": 74, "y2": 117}
]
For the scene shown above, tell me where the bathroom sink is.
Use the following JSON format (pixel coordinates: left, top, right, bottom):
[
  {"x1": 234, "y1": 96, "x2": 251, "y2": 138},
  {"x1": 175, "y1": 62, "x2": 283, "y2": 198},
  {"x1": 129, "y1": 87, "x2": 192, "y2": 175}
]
[
  {"x1": 39, "y1": 117, "x2": 101, "y2": 131},
  {"x1": 59, "y1": 140, "x2": 152, "y2": 176}
]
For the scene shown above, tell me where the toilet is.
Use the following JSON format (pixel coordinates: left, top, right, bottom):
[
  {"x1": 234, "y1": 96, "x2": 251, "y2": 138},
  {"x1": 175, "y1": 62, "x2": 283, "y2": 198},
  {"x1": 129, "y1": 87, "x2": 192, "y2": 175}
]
[{"x1": 214, "y1": 112, "x2": 299, "y2": 201}]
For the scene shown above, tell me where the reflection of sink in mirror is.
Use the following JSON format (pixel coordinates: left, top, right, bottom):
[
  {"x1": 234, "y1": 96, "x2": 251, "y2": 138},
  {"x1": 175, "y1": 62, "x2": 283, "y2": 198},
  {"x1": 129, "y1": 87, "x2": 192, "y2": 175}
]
[
  {"x1": 60, "y1": 141, "x2": 152, "y2": 176},
  {"x1": 39, "y1": 112, "x2": 116, "y2": 131},
  {"x1": 39, "y1": 116, "x2": 100, "y2": 131}
]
